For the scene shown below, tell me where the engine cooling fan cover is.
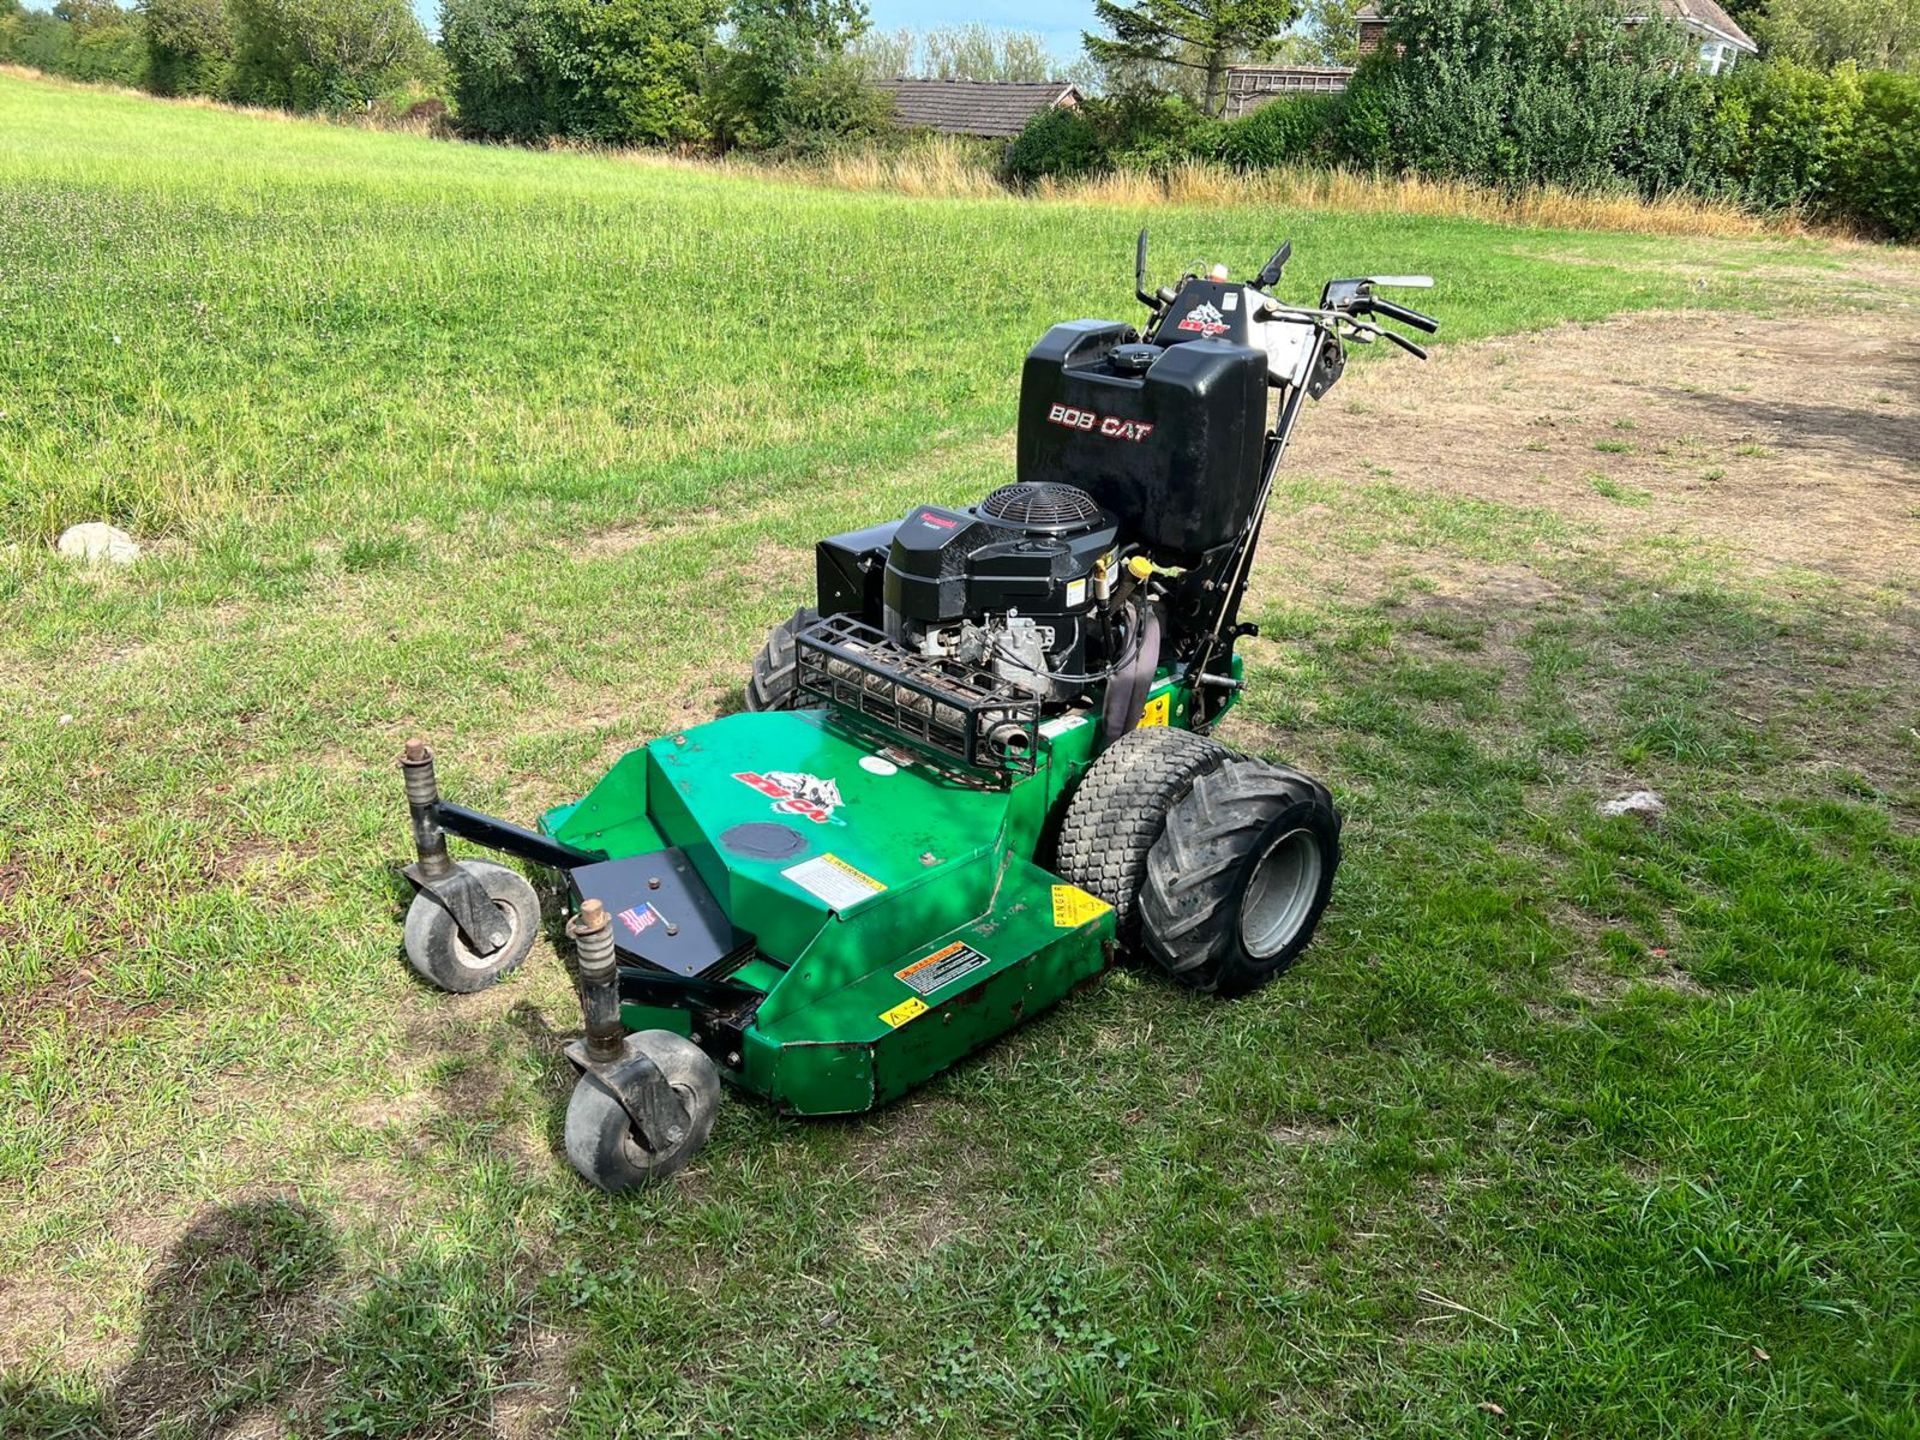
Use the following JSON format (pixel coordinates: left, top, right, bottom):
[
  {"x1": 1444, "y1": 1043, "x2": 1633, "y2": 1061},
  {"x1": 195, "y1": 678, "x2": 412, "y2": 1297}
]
[{"x1": 977, "y1": 482, "x2": 1108, "y2": 534}]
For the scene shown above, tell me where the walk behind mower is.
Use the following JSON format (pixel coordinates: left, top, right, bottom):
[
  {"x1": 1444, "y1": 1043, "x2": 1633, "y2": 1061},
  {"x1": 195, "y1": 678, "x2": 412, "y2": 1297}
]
[{"x1": 394, "y1": 233, "x2": 1438, "y2": 1190}]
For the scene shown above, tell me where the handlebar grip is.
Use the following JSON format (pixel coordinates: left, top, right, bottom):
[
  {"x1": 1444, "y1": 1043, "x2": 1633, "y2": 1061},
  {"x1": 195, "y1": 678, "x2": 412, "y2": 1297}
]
[{"x1": 1368, "y1": 297, "x2": 1438, "y2": 334}]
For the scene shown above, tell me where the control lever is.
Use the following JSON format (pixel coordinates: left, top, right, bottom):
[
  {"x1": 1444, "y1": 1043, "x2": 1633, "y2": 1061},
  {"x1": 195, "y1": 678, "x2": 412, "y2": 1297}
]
[
  {"x1": 1254, "y1": 239, "x2": 1293, "y2": 290},
  {"x1": 1367, "y1": 296, "x2": 1439, "y2": 335},
  {"x1": 1374, "y1": 327, "x2": 1429, "y2": 360}
]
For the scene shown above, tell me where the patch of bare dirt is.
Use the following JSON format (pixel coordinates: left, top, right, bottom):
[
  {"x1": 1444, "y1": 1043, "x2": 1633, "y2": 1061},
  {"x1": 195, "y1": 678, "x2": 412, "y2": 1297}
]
[
  {"x1": 1270, "y1": 1120, "x2": 1343, "y2": 1145},
  {"x1": 1286, "y1": 307, "x2": 1920, "y2": 595}
]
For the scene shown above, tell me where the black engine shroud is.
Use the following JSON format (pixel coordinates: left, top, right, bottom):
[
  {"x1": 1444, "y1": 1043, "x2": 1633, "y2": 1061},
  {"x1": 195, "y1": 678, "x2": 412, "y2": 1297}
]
[{"x1": 812, "y1": 304, "x2": 1272, "y2": 711}]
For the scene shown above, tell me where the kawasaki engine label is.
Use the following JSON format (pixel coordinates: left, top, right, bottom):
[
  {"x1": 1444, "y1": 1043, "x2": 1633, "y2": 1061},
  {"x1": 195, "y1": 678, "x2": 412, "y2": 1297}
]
[{"x1": 1046, "y1": 403, "x2": 1155, "y2": 442}]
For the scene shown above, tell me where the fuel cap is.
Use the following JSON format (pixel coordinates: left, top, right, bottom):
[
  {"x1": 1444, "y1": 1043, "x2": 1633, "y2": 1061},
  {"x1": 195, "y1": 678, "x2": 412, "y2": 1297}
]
[{"x1": 1110, "y1": 343, "x2": 1160, "y2": 374}]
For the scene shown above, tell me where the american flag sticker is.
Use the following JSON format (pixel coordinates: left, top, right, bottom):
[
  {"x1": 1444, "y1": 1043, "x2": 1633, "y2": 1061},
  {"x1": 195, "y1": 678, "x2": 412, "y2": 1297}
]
[{"x1": 618, "y1": 904, "x2": 659, "y2": 936}]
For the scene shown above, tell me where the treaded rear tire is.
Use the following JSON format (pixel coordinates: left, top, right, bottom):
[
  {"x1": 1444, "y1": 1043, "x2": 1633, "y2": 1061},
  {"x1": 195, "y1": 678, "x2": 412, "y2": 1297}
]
[
  {"x1": 1054, "y1": 728, "x2": 1230, "y2": 943},
  {"x1": 744, "y1": 607, "x2": 819, "y2": 712},
  {"x1": 1139, "y1": 757, "x2": 1340, "y2": 997}
]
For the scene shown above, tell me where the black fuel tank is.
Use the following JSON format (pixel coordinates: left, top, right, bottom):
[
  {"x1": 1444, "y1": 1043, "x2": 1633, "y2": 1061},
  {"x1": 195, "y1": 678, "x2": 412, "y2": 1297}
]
[{"x1": 1016, "y1": 320, "x2": 1268, "y2": 561}]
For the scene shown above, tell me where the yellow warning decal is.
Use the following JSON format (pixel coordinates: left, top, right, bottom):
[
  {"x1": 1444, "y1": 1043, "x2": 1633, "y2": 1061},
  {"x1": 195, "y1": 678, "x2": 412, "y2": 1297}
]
[
  {"x1": 1139, "y1": 692, "x2": 1171, "y2": 728},
  {"x1": 879, "y1": 996, "x2": 928, "y2": 1029},
  {"x1": 1052, "y1": 884, "x2": 1113, "y2": 928},
  {"x1": 782, "y1": 853, "x2": 886, "y2": 914}
]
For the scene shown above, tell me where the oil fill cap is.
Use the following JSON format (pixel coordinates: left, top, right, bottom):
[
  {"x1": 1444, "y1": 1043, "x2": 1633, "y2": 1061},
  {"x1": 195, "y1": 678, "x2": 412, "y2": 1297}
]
[{"x1": 1110, "y1": 343, "x2": 1160, "y2": 374}]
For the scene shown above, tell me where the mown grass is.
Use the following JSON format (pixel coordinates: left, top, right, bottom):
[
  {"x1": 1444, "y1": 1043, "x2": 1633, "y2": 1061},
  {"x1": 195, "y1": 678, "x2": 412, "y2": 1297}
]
[{"x1": 2, "y1": 69, "x2": 1917, "y2": 1438}]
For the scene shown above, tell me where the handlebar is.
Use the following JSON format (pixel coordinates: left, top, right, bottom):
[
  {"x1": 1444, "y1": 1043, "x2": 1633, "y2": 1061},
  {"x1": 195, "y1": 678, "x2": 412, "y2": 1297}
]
[{"x1": 1365, "y1": 296, "x2": 1439, "y2": 335}]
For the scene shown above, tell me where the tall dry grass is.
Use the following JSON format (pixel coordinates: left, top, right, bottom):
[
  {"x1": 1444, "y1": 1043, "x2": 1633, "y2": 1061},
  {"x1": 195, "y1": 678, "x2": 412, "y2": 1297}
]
[
  {"x1": 759, "y1": 140, "x2": 1791, "y2": 241},
  {"x1": 2, "y1": 62, "x2": 1803, "y2": 240}
]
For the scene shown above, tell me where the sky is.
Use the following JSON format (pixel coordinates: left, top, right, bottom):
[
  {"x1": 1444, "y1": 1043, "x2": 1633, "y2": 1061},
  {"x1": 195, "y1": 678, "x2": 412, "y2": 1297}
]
[{"x1": 860, "y1": 0, "x2": 1100, "y2": 64}]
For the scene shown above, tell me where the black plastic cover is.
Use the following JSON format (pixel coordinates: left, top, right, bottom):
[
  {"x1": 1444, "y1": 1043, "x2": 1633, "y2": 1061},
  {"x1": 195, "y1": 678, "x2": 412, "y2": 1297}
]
[
  {"x1": 882, "y1": 504, "x2": 1115, "y2": 625},
  {"x1": 1016, "y1": 320, "x2": 1268, "y2": 561},
  {"x1": 815, "y1": 519, "x2": 900, "y2": 619}
]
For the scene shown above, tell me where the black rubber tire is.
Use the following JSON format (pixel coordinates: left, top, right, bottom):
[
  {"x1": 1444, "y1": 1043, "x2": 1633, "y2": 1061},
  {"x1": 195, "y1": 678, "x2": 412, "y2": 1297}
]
[
  {"x1": 1139, "y1": 757, "x2": 1341, "y2": 998},
  {"x1": 743, "y1": 607, "x2": 819, "y2": 712},
  {"x1": 402, "y1": 859, "x2": 539, "y2": 994},
  {"x1": 564, "y1": 1031, "x2": 721, "y2": 1192},
  {"x1": 1054, "y1": 727, "x2": 1230, "y2": 943}
]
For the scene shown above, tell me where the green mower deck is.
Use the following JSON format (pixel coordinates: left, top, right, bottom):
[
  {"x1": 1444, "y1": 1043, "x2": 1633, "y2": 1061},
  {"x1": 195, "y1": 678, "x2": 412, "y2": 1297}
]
[{"x1": 537, "y1": 674, "x2": 1208, "y2": 1115}]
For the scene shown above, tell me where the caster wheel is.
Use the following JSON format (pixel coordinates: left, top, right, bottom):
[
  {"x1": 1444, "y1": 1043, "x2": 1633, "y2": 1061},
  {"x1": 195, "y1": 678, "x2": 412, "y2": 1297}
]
[
  {"x1": 565, "y1": 1031, "x2": 721, "y2": 1192},
  {"x1": 403, "y1": 859, "x2": 539, "y2": 994}
]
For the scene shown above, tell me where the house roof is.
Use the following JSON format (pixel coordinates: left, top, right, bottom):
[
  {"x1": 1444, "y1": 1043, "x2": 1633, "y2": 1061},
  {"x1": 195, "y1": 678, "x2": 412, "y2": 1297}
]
[
  {"x1": 1358, "y1": 1, "x2": 1754, "y2": 50},
  {"x1": 1653, "y1": 0, "x2": 1756, "y2": 52},
  {"x1": 877, "y1": 79, "x2": 1081, "y2": 139},
  {"x1": 1225, "y1": 64, "x2": 1357, "y2": 76}
]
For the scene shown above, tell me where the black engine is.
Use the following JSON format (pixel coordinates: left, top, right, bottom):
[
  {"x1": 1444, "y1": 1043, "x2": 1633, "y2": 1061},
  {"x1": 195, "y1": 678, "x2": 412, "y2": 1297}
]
[
  {"x1": 779, "y1": 232, "x2": 1441, "y2": 776},
  {"x1": 812, "y1": 308, "x2": 1274, "y2": 715}
]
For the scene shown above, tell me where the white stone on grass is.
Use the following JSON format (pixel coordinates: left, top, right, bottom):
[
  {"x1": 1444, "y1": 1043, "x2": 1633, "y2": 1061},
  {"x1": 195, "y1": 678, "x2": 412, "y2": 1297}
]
[
  {"x1": 1598, "y1": 790, "x2": 1666, "y2": 820},
  {"x1": 55, "y1": 523, "x2": 141, "y2": 566}
]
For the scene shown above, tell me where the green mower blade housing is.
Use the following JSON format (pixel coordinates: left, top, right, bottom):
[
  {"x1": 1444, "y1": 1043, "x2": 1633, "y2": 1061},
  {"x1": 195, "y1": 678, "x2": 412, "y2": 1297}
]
[{"x1": 537, "y1": 679, "x2": 1206, "y2": 1116}]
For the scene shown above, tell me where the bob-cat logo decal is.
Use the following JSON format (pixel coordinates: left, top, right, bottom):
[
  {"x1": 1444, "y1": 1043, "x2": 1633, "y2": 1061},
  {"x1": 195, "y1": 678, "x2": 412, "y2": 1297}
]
[
  {"x1": 1177, "y1": 303, "x2": 1230, "y2": 337},
  {"x1": 1046, "y1": 403, "x2": 1155, "y2": 442},
  {"x1": 734, "y1": 770, "x2": 844, "y2": 824}
]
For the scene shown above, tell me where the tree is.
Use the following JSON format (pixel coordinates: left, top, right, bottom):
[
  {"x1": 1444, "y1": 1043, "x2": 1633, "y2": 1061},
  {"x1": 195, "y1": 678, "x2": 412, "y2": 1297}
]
[
  {"x1": 1754, "y1": 0, "x2": 1920, "y2": 73},
  {"x1": 922, "y1": 24, "x2": 1059, "y2": 82},
  {"x1": 1341, "y1": 0, "x2": 1700, "y2": 192},
  {"x1": 1083, "y1": 0, "x2": 1299, "y2": 115},
  {"x1": 228, "y1": 0, "x2": 438, "y2": 111},
  {"x1": 140, "y1": 0, "x2": 235, "y2": 96},
  {"x1": 707, "y1": 0, "x2": 881, "y2": 150},
  {"x1": 1300, "y1": 0, "x2": 1362, "y2": 65},
  {"x1": 440, "y1": 0, "x2": 721, "y2": 144},
  {"x1": 848, "y1": 24, "x2": 911, "y2": 79}
]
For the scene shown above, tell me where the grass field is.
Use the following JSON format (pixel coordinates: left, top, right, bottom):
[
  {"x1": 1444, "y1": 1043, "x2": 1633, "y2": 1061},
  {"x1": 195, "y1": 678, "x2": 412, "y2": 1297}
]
[{"x1": 3, "y1": 70, "x2": 1918, "y2": 1438}]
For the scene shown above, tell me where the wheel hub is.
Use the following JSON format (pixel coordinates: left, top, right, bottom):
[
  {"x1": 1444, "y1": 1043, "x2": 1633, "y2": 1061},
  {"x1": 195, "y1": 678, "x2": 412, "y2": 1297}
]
[{"x1": 1239, "y1": 827, "x2": 1322, "y2": 959}]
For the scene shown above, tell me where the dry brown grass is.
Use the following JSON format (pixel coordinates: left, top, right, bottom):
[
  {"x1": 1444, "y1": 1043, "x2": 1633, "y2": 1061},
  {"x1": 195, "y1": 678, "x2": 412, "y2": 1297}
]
[
  {"x1": 632, "y1": 139, "x2": 1806, "y2": 241},
  {"x1": 1051, "y1": 160, "x2": 1794, "y2": 239},
  {"x1": 0, "y1": 62, "x2": 1832, "y2": 241}
]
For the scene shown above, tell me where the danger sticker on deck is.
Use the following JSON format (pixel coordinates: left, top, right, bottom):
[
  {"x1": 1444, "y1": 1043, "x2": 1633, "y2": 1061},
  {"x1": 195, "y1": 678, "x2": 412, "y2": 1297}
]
[
  {"x1": 895, "y1": 941, "x2": 990, "y2": 996},
  {"x1": 782, "y1": 853, "x2": 886, "y2": 913},
  {"x1": 879, "y1": 996, "x2": 928, "y2": 1029},
  {"x1": 1051, "y1": 884, "x2": 1113, "y2": 928}
]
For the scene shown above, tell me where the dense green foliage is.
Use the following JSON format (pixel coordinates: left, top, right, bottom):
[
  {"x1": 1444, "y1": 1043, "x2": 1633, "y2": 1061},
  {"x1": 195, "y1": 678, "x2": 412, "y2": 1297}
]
[
  {"x1": 1215, "y1": 91, "x2": 1341, "y2": 167},
  {"x1": 0, "y1": 0, "x2": 434, "y2": 112},
  {"x1": 1006, "y1": 92, "x2": 1218, "y2": 181},
  {"x1": 1084, "y1": 0, "x2": 1299, "y2": 116},
  {"x1": 1755, "y1": 0, "x2": 1920, "y2": 73},
  {"x1": 139, "y1": 0, "x2": 235, "y2": 98},
  {"x1": 439, "y1": 0, "x2": 720, "y2": 145},
  {"x1": 1004, "y1": 104, "x2": 1105, "y2": 183},
  {"x1": 0, "y1": 0, "x2": 146, "y2": 87},
  {"x1": 225, "y1": 0, "x2": 439, "y2": 112},
  {"x1": 1339, "y1": 0, "x2": 1695, "y2": 191},
  {"x1": 1831, "y1": 71, "x2": 1920, "y2": 238},
  {"x1": 705, "y1": 0, "x2": 888, "y2": 152},
  {"x1": 1004, "y1": 0, "x2": 1920, "y2": 238},
  {"x1": 437, "y1": 0, "x2": 889, "y2": 153}
]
